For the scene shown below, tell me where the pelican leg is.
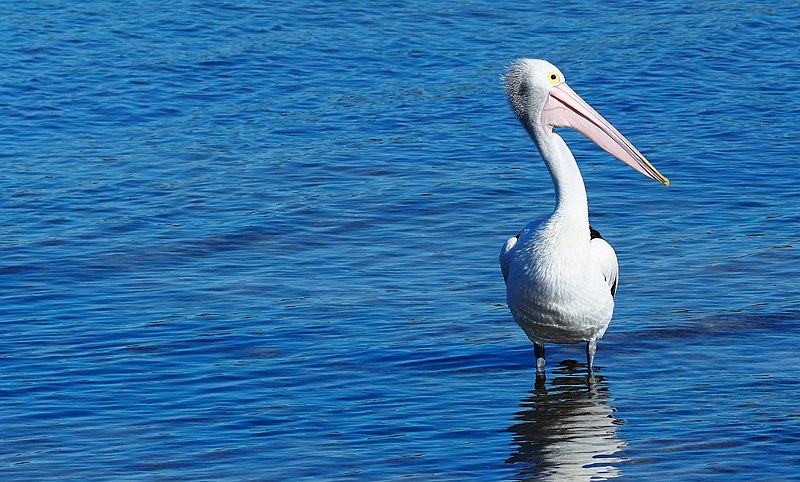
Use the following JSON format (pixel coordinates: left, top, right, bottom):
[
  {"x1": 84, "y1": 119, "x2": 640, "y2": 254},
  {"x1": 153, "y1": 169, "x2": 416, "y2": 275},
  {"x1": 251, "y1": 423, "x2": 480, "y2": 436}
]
[
  {"x1": 586, "y1": 339, "x2": 597, "y2": 372},
  {"x1": 534, "y1": 342, "x2": 546, "y2": 375}
]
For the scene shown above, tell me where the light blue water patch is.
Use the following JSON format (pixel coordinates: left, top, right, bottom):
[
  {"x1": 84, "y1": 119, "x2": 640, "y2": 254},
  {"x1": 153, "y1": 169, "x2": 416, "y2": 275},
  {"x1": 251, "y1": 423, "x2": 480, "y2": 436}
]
[{"x1": 1, "y1": 0, "x2": 799, "y2": 480}]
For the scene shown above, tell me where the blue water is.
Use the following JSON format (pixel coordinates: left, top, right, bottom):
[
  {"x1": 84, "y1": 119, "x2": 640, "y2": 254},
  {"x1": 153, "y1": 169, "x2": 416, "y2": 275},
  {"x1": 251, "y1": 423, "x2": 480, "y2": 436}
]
[{"x1": 2, "y1": 1, "x2": 800, "y2": 480}]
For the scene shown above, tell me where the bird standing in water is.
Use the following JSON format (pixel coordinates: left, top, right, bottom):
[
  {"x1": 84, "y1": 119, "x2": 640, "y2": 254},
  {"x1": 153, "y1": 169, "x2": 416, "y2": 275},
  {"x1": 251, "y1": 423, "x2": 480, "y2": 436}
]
[{"x1": 499, "y1": 59, "x2": 669, "y2": 376}]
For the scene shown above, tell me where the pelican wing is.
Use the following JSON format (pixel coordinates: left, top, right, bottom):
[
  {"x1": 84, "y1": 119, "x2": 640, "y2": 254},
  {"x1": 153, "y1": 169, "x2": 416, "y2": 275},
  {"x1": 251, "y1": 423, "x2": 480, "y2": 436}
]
[
  {"x1": 589, "y1": 228, "x2": 619, "y2": 297},
  {"x1": 500, "y1": 233, "x2": 519, "y2": 284}
]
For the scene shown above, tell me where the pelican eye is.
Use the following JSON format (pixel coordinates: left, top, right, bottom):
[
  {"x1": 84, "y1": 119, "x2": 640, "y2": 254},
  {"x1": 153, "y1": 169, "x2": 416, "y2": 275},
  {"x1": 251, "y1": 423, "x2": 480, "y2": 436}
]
[{"x1": 547, "y1": 72, "x2": 561, "y2": 84}]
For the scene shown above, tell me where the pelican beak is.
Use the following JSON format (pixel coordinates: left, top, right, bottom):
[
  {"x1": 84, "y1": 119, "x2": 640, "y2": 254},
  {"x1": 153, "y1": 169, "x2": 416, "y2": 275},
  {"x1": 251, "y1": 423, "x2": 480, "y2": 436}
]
[{"x1": 542, "y1": 82, "x2": 670, "y2": 186}]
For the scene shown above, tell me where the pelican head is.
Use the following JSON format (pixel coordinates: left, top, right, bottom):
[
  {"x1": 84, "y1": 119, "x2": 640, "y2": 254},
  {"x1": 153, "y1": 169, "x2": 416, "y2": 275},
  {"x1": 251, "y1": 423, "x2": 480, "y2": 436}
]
[{"x1": 504, "y1": 58, "x2": 669, "y2": 186}]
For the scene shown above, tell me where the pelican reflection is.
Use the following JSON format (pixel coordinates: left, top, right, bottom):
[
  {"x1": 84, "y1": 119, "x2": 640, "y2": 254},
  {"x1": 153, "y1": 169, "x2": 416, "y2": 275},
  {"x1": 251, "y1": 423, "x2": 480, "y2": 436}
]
[{"x1": 507, "y1": 361, "x2": 627, "y2": 480}]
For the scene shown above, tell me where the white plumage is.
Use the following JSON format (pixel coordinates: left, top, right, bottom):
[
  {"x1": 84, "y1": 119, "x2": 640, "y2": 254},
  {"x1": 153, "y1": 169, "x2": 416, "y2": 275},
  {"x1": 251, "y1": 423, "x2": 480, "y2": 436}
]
[{"x1": 500, "y1": 59, "x2": 668, "y2": 375}]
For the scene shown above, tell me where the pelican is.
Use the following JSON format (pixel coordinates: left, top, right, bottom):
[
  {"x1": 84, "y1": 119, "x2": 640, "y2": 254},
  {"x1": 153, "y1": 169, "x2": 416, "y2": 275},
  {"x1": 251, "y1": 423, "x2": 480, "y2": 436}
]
[{"x1": 500, "y1": 59, "x2": 669, "y2": 375}]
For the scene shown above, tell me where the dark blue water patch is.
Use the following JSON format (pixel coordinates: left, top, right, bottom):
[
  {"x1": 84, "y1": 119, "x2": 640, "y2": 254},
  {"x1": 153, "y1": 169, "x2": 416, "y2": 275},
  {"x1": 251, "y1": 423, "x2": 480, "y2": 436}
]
[{"x1": 598, "y1": 310, "x2": 800, "y2": 479}]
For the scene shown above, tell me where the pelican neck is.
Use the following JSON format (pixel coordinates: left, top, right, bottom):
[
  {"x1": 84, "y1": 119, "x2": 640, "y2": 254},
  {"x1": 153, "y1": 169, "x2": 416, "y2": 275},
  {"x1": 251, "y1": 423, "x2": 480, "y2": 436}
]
[{"x1": 536, "y1": 131, "x2": 590, "y2": 229}]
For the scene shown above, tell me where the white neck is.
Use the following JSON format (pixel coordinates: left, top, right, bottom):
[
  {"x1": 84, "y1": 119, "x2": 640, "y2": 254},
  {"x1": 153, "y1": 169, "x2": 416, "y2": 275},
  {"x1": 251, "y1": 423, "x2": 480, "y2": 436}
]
[
  {"x1": 518, "y1": 102, "x2": 589, "y2": 240},
  {"x1": 540, "y1": 132, "x2": 589, "y2": 226}
]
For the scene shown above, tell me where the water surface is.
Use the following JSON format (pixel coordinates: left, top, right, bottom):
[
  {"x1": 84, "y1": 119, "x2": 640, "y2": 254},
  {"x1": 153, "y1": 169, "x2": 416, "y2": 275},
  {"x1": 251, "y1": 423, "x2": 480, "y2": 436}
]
[{"x1": 2, "y1": 1, "x2": 799, "y2": 480}]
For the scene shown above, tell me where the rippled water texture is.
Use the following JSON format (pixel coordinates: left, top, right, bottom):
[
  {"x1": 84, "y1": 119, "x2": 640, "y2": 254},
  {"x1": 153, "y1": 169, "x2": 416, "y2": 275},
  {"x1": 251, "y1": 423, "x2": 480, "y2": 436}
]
[{"x1": 2, "y1": 1, "x2": 800, "y2": 480}]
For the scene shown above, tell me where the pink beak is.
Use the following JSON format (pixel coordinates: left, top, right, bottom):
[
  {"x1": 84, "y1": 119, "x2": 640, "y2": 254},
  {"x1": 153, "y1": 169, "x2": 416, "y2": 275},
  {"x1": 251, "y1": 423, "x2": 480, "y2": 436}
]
[{"x1": 542, "y1": 82, "x2": 670, "y2": 186}]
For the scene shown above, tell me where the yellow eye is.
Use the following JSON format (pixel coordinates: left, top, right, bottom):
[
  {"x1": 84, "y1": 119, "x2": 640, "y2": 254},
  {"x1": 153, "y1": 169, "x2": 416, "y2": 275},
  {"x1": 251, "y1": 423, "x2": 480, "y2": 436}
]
[{"x1": 547, "y1": 72, "x2": 561, "y2": 84}]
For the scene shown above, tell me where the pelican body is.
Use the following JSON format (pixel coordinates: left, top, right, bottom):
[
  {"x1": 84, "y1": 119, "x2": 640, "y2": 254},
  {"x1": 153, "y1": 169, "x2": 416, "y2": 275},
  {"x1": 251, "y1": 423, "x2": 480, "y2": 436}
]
[{"x1": 500, "y1": 59, "x2": 668, "y2": 375}]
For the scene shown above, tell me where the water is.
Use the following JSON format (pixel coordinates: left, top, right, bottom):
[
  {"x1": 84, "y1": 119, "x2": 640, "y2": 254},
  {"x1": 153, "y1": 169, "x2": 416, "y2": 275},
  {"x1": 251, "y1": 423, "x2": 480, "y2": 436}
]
[{"x1": 2, "y1": 1, "x2": 799, "y2": 480}]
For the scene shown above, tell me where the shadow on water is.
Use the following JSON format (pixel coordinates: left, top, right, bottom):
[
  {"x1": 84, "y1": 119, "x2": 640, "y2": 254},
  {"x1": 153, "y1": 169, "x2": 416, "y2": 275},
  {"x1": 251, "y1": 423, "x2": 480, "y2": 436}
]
[{"x1": 506, "y1": 360, "x2": 627, "y2": 481}]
